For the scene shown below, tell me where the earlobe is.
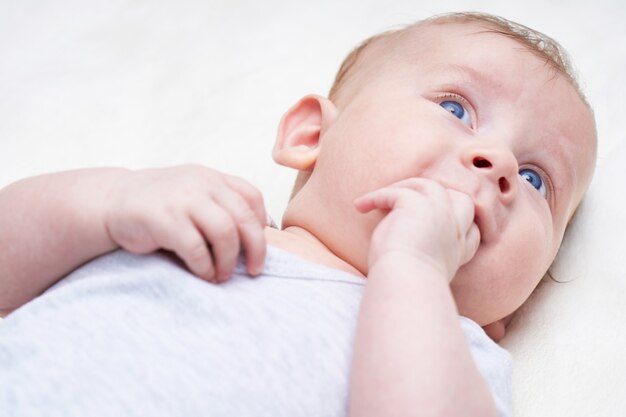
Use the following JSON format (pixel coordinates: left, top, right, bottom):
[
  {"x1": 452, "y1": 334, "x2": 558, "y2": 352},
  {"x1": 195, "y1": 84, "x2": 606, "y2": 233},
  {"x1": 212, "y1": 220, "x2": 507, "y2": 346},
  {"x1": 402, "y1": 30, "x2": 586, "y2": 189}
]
[{"x1": 273, "y1": 95, "x2": 337, "y2": 171}]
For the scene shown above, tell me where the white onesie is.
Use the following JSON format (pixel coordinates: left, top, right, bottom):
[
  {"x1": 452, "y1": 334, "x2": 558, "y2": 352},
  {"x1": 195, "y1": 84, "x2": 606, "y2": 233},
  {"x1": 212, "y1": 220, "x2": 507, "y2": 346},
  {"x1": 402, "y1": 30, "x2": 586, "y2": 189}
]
[{"x1": 0, "y1": 246, "x2": 511, "y2": 416}]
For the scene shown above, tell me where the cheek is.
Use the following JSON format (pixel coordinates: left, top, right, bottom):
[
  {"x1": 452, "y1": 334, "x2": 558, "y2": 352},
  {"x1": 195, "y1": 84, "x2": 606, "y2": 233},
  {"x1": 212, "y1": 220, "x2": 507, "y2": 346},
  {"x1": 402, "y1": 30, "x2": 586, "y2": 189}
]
[
  {"x1": 500, "y1": 186, "x2": 557, "y2": 275},
  {"x1": 505, "y1": 200, "x2": 556, "y2": 276},
  {"x1": 452, "y1": 204, "x2": 555, "y2": 323},
  {"x1": 318, "y1": 128, "x2": 408, "y2": 194}
]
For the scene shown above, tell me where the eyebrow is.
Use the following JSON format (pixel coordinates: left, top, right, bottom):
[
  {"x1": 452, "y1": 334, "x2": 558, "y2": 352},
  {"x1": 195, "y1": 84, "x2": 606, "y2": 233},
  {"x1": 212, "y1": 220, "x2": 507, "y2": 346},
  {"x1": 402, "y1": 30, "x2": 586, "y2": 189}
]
[{"x1": 444, "y1": 64, "x2": 506, "y2": 94}]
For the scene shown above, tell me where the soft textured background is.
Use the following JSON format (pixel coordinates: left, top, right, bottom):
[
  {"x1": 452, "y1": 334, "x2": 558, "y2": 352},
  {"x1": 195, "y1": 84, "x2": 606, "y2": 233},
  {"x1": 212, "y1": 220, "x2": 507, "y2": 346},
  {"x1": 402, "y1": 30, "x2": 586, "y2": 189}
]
[{"x1": 1, "y1": 0, "x2": 624, "y2": 415}]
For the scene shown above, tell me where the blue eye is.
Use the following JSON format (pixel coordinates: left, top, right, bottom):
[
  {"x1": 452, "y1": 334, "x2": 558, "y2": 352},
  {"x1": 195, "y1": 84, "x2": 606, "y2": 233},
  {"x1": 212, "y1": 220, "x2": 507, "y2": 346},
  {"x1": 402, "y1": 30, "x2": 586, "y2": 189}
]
[
  {"x1": 440, "y1": 100, "x2": 471, "y2": 127},
  {"x1": 520, "y1": 168, "x2": 547, "y2": 198}
]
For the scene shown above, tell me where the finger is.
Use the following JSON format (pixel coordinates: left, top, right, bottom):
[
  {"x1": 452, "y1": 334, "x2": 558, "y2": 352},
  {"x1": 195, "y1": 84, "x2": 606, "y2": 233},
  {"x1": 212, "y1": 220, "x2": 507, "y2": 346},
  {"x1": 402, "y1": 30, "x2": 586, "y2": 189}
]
[
  {"x1": 385, "y1": 177, "x2": 431, "y2": 190},
  {"x1": 384, "y1": 177, "x2": 447, "y2": 195},
  {"x1": 211, "y1": 190, "x2": 267, "y2": 276},
  {"x1": 461, "y1": 223, "x2": 481, "y2": 266},
  {"x1": 354, "y1": 178, "x2": 450, "y2": 213},
  {"x1": 354, "y1": 187, "x2": 416, "y2": 213},
  {"x1": 149, "y1": 217, "x2": 217, "y2": 282},
  {"x1": 223, "y1": 175, "x2": 267, "y2": 226},
  {"x1": 190, "y1": 204, "x2": 240, "y2": 283},
  {"x1": 353, "y1": 193, "x2": 378, "y2": 213},
  {"x1": 446, "y1": 189, "x2": 475, "y2": 235}
]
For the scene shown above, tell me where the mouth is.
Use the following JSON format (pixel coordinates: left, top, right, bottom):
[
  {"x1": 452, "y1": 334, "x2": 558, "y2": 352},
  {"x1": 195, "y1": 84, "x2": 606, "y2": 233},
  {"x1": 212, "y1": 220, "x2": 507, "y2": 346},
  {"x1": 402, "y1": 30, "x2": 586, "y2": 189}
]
[
  {"x1": 473, "y1": 204, "x2": 494, "y2": 244},
  {"x1": 473, "y1": 213, "x2": 482, "y2": 244}
]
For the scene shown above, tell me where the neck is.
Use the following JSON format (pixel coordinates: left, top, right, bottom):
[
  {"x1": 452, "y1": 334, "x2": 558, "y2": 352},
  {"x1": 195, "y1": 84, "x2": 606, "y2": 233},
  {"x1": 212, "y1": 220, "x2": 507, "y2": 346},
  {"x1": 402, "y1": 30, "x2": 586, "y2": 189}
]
[{"x1": 264, "y1": 226, "x2": 364, "y2": 277}]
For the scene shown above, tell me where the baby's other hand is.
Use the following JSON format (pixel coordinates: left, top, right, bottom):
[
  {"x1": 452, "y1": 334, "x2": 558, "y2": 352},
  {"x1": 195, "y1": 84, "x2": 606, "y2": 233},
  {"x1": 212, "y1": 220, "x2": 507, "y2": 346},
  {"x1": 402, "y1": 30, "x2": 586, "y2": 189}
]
[
  {"x1": 104, "y1": 165, "x2": 267, "y2": 283},
  {"x1": 354, "y1": 178, "x2": 480, "y2": 282}
]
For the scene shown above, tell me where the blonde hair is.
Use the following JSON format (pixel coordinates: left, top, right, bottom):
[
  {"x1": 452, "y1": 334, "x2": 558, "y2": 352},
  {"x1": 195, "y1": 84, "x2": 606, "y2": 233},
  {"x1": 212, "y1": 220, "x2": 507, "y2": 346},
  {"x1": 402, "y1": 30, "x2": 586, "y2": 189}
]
[
  {"x1": 290, "y1": 12, "x2": 588, "y2": 199},
  {"x1": 329, "y1": 12, "x2": 585, "y2": 103}
]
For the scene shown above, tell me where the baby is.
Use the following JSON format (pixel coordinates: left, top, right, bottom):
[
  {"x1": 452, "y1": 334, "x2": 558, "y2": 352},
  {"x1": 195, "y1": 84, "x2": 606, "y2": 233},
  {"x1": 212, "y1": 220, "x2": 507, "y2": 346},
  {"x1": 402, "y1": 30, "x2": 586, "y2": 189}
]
[{"x1": 0, "y1": 12, "x2": 596, "y2": 417}]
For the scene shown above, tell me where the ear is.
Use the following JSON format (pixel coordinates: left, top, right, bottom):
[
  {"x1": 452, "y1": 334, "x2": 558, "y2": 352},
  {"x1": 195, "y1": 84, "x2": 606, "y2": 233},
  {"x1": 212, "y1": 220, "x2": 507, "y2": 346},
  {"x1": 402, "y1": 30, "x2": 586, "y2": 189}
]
[
  {"x1": 482, "y1": 314, "x2": 514, "y2": 342},
  {"x1": 272, "y1": 94, "x2": 337, "y2": 171}
]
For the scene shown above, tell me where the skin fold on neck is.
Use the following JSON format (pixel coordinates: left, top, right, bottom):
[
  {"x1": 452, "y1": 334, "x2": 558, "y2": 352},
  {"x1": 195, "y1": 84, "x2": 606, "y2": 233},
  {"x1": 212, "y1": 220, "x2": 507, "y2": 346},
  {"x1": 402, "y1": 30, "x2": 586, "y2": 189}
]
[{"x1": 264, "y1": 226, "x2": 364, "y2": 277}]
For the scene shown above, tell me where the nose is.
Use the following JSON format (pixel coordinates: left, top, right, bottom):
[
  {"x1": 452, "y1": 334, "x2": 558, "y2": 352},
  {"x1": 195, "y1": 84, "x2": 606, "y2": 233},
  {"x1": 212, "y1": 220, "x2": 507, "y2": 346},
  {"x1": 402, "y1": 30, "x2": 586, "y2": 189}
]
[{"x1": 461, "y1": 143, "x2": 518, "y2": 204}]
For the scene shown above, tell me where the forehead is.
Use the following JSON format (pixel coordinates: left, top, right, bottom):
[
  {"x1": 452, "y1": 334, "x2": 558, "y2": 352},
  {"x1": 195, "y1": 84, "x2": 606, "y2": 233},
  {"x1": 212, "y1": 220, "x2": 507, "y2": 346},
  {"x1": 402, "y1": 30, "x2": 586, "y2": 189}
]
[
  {"x1": 366, "y1": 22, "x2": 566, "y2": 98},
  {"x1": 349, "y1": 21, "x2": 597, "y2": 217}
]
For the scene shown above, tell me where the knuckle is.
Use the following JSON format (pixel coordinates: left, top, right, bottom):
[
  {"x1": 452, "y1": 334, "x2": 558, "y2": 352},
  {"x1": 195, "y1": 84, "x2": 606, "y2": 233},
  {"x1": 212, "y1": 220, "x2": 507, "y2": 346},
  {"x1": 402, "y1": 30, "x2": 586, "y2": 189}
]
[
  {"x1": 159, "y1": 202, "x2": 180, "y2": 219},
  {"x1": 227, "y1": 175, "x2": 263, "y2": 200},
  {"x1": 213, "y1": 221, "x2": 237, "y2": 241},
  {"x1": 184, "y1": 238, "x2": 210, "y2": 263},
  {"x1": 247, "y1": 186, "x2": 264, "y2": 207},
  {"x1": 235, "y1": 206, "x2": 259, "y2": 225}
]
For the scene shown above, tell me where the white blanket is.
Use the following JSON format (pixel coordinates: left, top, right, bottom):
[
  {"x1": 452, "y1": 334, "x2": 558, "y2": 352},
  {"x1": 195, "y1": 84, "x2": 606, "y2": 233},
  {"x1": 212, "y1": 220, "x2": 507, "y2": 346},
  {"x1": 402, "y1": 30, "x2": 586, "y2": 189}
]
[{"x1": 1, "y1": 1, "x2": 624, "y2": 415}]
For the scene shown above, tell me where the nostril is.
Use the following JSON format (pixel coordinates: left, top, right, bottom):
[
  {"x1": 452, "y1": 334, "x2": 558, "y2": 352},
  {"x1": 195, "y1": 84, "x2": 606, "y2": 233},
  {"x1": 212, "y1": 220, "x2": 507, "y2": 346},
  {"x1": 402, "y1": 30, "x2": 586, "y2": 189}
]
[
  {"x1": 473, "y1": 157, "x2": 492, "y2": 169},
  {"x1": 499, "y1": 177, "x2": 510, "y2": 193}
]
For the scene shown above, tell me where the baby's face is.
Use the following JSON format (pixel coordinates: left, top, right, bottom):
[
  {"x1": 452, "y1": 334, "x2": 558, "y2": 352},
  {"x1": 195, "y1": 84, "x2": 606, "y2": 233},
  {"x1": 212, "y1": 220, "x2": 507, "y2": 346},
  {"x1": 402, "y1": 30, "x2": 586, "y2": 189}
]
[{"x1": 306, "y1": 22, "x2": 596, "y2": 325}]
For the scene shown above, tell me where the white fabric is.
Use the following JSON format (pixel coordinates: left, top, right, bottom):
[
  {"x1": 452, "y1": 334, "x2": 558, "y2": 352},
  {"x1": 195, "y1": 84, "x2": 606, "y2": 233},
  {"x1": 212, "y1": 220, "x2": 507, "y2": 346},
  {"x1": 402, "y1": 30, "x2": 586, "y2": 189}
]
[
  {"x1": 0, "y1": 246, "x2": 510, "y2": 416},
  {"x1": 0, "y1": 1, "x2": 624, "y2": 415}
]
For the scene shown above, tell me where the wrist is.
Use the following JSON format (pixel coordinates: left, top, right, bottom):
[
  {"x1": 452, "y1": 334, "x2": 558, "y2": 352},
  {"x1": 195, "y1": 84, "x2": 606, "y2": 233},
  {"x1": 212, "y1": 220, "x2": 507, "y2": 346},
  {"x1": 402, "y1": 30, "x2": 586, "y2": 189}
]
[
  {"x1": 82, "y1": 167, "x2": 131, "y2": 251},
  {"x1": 368, "y1": 250, "x2": 452, "y2": 283}
]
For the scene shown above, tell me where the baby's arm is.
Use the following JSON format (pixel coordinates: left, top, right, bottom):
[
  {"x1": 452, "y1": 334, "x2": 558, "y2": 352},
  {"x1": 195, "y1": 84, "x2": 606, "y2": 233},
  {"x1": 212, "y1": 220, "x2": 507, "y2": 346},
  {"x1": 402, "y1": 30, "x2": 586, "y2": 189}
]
[
  {"x1": 0, "y1": 166, "x2": 267, "y2": 316},
  {"x1": 349, "y1": 179, "x2": 498, "y2": 417}
]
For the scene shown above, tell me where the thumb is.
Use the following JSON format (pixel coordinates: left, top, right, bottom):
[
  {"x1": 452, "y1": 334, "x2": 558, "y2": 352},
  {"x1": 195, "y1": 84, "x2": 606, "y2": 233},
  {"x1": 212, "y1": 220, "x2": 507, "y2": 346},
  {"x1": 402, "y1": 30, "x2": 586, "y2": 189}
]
[{"x1": 461, "y1": 222, "x2": 481, "y2": 266}]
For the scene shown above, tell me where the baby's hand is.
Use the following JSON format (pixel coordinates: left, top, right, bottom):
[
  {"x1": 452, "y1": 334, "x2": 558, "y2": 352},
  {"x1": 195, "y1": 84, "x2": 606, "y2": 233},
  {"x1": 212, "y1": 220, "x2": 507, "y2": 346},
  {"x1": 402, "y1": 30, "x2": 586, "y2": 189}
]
[
  {"x1": 104, "y1": 165, "x2": 267, "y2": 283},
  {"x1": 354, "y1": 178, "x2": 480, "y2": 282}
]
